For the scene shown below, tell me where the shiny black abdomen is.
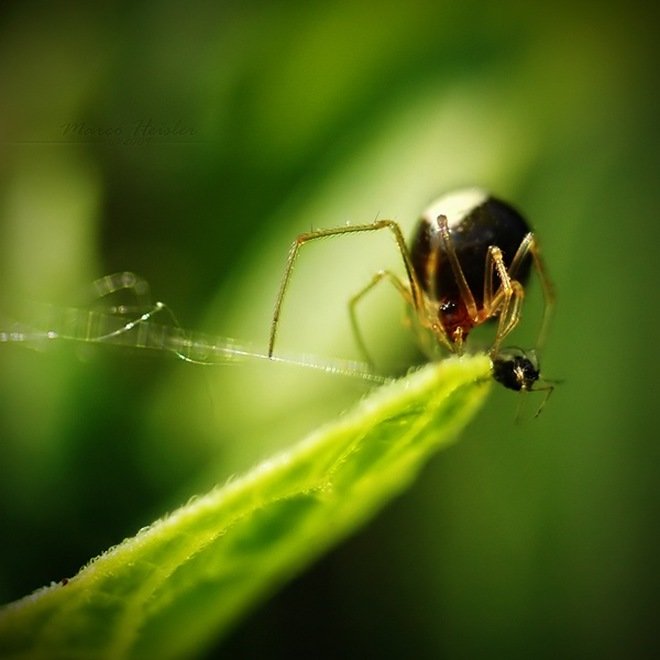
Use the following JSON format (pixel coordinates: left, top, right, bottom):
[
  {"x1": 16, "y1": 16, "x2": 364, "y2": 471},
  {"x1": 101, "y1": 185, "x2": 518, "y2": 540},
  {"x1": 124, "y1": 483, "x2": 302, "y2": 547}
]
[{"x1": 410, "y1": 195, "x2": 533, "y2": 306}]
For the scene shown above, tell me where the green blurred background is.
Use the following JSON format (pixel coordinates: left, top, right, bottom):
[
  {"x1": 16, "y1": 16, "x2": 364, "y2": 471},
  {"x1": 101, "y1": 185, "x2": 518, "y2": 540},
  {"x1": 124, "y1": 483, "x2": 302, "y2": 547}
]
[{"x1": 1, "y1": 1, "x2": 658, "y2": 657}]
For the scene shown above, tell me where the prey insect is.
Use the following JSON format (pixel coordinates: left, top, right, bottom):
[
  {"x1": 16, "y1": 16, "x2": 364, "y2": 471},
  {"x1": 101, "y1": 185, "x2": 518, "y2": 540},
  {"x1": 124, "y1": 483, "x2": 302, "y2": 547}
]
[{"x1": 490, "y1": 347, "x2": 557, "y2": 417}]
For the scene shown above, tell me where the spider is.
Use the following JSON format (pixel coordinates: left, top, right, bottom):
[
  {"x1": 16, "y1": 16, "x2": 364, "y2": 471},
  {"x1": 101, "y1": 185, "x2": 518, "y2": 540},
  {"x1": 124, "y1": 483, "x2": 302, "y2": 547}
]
[{"x1": 268, "y1": 188, "x2": 554, "y2": 363}]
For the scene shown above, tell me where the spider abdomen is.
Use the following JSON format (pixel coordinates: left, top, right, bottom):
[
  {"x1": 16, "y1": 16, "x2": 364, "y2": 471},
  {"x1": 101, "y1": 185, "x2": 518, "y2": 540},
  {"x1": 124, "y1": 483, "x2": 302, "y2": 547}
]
[{"x1": 410, "y1": 188, "x2": 533, "y2": 306}]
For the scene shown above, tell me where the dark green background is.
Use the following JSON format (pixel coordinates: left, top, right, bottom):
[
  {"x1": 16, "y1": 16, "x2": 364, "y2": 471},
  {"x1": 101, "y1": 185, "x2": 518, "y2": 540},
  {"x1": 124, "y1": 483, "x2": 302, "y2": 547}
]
[{"x1": 1, "y1": 1, "x2": 658, "y2": 658}]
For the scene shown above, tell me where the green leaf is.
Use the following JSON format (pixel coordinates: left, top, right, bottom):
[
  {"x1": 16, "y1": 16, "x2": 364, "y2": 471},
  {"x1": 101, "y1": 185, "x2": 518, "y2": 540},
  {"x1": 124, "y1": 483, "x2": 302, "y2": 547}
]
[{"x1": 0, "y1": 354, "x2": 491, "y2": 660}]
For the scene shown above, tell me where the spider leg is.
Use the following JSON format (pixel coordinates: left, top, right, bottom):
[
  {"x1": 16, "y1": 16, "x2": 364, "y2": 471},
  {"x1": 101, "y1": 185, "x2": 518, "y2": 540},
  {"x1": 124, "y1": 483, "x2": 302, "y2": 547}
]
[
  {"x1": 268, "y1": 220, "x2": 427, "y2": 357},
  {"x1": 508, "y1": 233, "x2": 555, "y2": 350},
  {"x1": 435, "y1": 215, "x2": 478, "y2": 320},
  {"x1": 348, "y1": 270, "x2": 409, "y2": 366},
  {"x1": 485, "y1": 245, "x2": 525, "y2": 354}
]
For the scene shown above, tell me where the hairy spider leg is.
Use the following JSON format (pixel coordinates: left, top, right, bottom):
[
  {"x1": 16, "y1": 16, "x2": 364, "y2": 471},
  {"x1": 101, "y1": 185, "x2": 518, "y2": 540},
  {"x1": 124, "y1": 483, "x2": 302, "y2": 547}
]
[
  {"x1": 346, "y1": 267, "x2": 438, "y2": 367},
  {"x1": 482, "y1": 245, "x2": 526, "y2": 355},
  {"x1": 435, "y1": 214, "x2": 479, "y2": 320},
  {"x1": 268, "y1": 220, "x2": 433, "y2": 358},
  {"x1": 434, "y1": 214, "x2": 486, "y2": 353},
  {"x1": 506, "y1": 233, "x2": 555, "y2": 351}
]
